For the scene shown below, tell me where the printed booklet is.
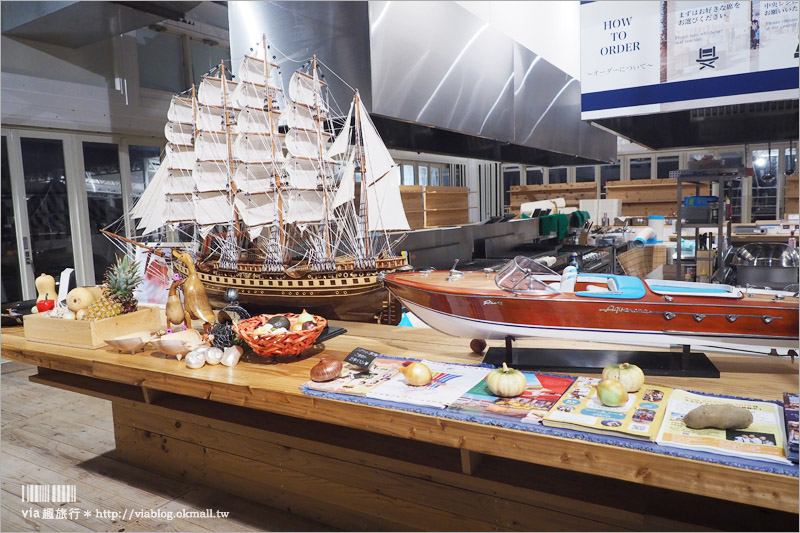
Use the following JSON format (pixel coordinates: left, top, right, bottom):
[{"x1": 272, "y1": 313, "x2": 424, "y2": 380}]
[
  {"x1": 366, "y1": 360, "x2": 490, "y2": 409},
  {"x1": 783, "y1": 393, "x2": 799, "y2": 463},
  {"x1": 655, "y1": 389, "x2": 791, "y2": 465},
  {"x1": 449, "y1": 373, "x2": 575, "y2": 424},
  {"x1": 542, "y1": 377, "x2": 673, "y2": 441},
  {"x1": 304, "y1": 358, "x2": 404, "y2": 396}
]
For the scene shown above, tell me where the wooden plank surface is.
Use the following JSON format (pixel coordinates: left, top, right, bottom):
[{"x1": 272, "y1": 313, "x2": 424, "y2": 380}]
[
  {"x1": 2, "y1": 323, "x2": 798, "y2": 514},
  {"x1": 0, "y1": 362, "x2": 331, "y2": 532}
]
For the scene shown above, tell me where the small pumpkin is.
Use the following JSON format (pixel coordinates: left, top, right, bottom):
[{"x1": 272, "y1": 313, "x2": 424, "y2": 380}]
[
  {"x1": 35, "y1": 273, "x2": 56, "y2": 302},
  {"x1": 486, "y1": 362, "x2": 527, "y2": 398},
  {"x1": 601, "y1": 362, "x2": 645, "y2": 392}
]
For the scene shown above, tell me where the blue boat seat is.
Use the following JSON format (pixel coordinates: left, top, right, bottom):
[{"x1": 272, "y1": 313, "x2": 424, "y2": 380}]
[{"x1": 575, "y1": 274, "x2": 646, "y2": 300}]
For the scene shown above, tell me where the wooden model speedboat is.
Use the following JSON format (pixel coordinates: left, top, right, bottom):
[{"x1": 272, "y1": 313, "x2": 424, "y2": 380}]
[{"x1": 383, "y1": 256, "x2": 799, "y2": 356}]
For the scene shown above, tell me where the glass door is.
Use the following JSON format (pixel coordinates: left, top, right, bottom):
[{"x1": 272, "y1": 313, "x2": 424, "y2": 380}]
[
  {"x1": 82, "y1": 141, "x2": 123, "y2": 284},
  {"x1": 20, "y1": 136, "x2": 77, "y2": 286},
  {"x1": 1, "y1": 137, "x2": 24, "y2": 302}
]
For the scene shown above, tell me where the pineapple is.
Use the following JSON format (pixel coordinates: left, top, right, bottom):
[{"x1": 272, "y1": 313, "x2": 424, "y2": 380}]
[{"x1": 85, "y1": 256, "x2": 143, "y2": 320}]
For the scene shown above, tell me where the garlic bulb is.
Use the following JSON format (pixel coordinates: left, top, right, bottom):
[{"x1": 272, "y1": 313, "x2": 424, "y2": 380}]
[
  {"x1": 205, "y1": 347, "x2": 223, "y2": 365},
  {"x1": 221, "y1": 346, "x2": 243, "y2": 367},
  {"x1": 400, "y1": 362, "x2": 432, "y2": 386},
  {"x1": 310, "y1": 358, "x2": 343, "y2": 382},
  {"x1": 185, "y1": 349, "x2": 206, "y2": 369}
]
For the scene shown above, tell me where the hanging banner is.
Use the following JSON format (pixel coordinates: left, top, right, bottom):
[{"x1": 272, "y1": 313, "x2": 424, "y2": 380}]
[{"x1": 580, "y1": 1, "x2": 800, "y2": 120}]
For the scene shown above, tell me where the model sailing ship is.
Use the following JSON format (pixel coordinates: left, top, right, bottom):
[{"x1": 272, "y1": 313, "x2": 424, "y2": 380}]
[
  {"x1": 382, "y1": 256, "x2": 799, "y2": 356},
  {"x1": 108, "y1": 36, "x2": 410, "y2": 321}
]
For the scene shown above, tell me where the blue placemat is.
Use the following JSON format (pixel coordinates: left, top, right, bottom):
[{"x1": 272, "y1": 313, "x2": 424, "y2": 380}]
[{"x1": 301, "y1": 355, "x2": 798, "y2": 477}]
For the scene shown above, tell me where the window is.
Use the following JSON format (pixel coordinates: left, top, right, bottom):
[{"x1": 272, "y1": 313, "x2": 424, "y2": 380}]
[
  {"x1": 526, "y1": 167, "x2": 543, "y2": 185},
  {"x1": 83, "y1": 142, "x2": 123, "y2": 283},
  {"x1": 21, "y1": 138, "x2": 75, "y2": 278},
  {"x1": 630, "y1": 157, "x2": 651, "y2": 180},
  {"x1": 418, "y1": 165, "x2": 428, "y2": 186},
  {"x1": 503, "y1": 166, "x2": 521, "y2": 207},
  {"x1": 430, "y1": 166, "x2": 440, "y2": 186},
  {"x1": 752, "y1": 148, "x2": 779, "y2": 220},
  {"x1": 656, "y1": 155, "x2": 679, "y2": 178},
  {"x1": 785, "y1": 146, "x2": 797, "y2": 174},
  {"x1": 137, "y1": 28, "x2": 186, "y2": 92},
  {"x1": 442, "y1": 167, "x2": 451, "y2": 186},
  {"x1": 191, "y1": 40, "x2": 230, "y2": 87},
  {"x1": 130, "y1": 145, "x2": 162, "y2": 237},
  {"x1": 600, "y1": 162, "x2": 620, "y2": 198},
  {"x1": 719, "y1": 151, "x2": 743, "y2": 167},
  {"x1": 402, "y1": 164, "x2": 414, "y2": 186},
  {"x1": 549, "y1": 168, "x2": 567, "y2": 184},
  {"x1": 1, "y1": 137, "x2": 22, "y2": 302},
  {"x1": 575, "y1": 166, "x2": 595, "y2": 183}
]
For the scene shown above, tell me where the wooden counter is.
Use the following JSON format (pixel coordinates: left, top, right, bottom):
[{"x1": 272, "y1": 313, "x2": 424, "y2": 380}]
[{"x1": 2, "y1": 323, "x2": 798, "y2": 531}]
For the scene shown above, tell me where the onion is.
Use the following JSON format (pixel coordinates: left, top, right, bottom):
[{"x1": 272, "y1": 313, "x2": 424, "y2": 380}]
[
  {"x1": 596, "y1": 379, "x2": 628, "y2": 407},
  {"x1": 486, "y1": 362, "x2": 527, "y2": 397},
  {"x1": 310, "y1": 358, "x2": 343, "y2": 382},
  {"x1": 297, "y1": 309, "x2": 315, "y2": 324},
  {"x1": 400, "y1": 362, "x2": 432, "y2": 386},
  {"x1": 601, "y1": 363, "x2": 645, "y2": 392}
]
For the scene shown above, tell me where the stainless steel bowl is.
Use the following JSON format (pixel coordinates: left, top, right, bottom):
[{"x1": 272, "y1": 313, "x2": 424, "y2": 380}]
[{"x1": 731, "y1": 243, "x2": 799, "y2": 267}]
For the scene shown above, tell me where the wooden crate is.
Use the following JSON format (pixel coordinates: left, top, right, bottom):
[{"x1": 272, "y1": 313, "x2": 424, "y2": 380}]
[
  {"x1": 786, "y1": 174, "x2": 798, "y2": 215},
  {"x1": 607, "y1": 178, "x2": 695, "y2": 217},
  {"x1": 23, "y1": 306, "x2": 161, "y2": 349}
]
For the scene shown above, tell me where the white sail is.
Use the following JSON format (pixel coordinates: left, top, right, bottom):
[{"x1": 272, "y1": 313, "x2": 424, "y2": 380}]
[
  {"x1": 163, "y1": 168, "x2": 196, "y2": 195},
  {"x1": 197, "y1": 77, "x2": 240, "y2": 109},
  {"x1": 279, "y1": 104, "x2": 317, "y2": 131},
  {"x1": 233, "y1": 133, "x2": 284, "y2": 164},
  {"x1": 234, "y1": 192, "x2": 278, "y2": 228},
  {"x1": 195, "y1": 131, "x2": 234, "y2": 162},
  {"x1": 195, "y1": 192, "x2": 234, "y2": 226},
  {"x1": 234, "y1": 163, "x2": 280, "y2": 194},
  {"x1": 358, "y1": 99, "x2": 411, "y2": 232},
  {"x1": 283, "y1": 158, "x2": 320, "y2": 190},
  {"x1": 167, "y1": 96, "x2": 193, "y2": 123},
  {"x1": 196, "y1": 105, "x2": 228, "y2": 132},
  {"x1": 193, "y1": 161, "x2": 231, "y2": 192},
  {"x1": 289, "y1": 71, "x2": 320, "y2": 109},
  {"x1": 131, "y1": 163, "x2": 167, "y2": 220},
  {"x1": 332, "y1": 152, "x2": 356, "y2": 209},
  {"x1": 232, "y1": 80, "x2": 279, "y2": 110},
  {"x1": 161, "y1": 194, "x2": 195, "y2": 225},
  {"x1": 237, "y1": 54, "x2": 277, "y2": 87},
  {"x1": 237, "y1": 107, "x2": 278, "y2": 135},
  {"x1": 166, "y1": 144, "x2": 196, "y2": 171},
  {"x1": 285, "y1": 128, "x2": 327, "y2": 160},
  {"x1": 327, "y1": 101, "x2": 353, "y2": 159},
  {"x1": 285, "y1": 190, "x2": 332, "y2": 223},
  {"x1": 165, "y1": 121, "x2": 193, "y2": 145}
]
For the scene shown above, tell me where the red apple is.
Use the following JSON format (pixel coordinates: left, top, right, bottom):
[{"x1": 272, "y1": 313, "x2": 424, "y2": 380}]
[{"x1": 470, "y1": 338, "x2": 487, "y2": 354}]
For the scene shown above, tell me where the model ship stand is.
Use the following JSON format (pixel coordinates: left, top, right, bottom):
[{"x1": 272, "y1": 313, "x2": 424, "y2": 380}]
[{"x1": 483, "y1": 336, "x2": 721, "y2": 378}]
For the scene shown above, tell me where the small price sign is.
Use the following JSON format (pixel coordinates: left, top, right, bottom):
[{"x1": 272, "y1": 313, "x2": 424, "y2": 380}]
[{"x1": 344, "y1": 347, "x2": 379, "y2": 369}]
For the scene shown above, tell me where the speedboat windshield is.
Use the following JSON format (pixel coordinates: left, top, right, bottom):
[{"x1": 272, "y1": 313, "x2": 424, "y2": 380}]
[{"x1": 495, "y1": 256, "x2": 560, "y2": 294}]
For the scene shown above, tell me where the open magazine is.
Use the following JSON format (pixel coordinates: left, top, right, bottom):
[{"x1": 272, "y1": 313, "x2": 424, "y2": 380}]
[
  {"x1": 366, "y1": 360, "x2": 490, "y2": 409},
  {"x1": 304, "y1": 358, "x2": 404, "y2": 396},
  {"x1": 655, "y1": 389, "x2": 791, "y2": 465},
  {"x1": 449, "y1": 373, "x2": 574, "y2": 424},
  {"x1": 542, "y1": 377, "x2": 673, "y2": 441}
]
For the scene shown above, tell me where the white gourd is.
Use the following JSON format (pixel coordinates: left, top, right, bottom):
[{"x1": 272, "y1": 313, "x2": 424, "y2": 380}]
[
  {"x1": 601, "y1": 363, "x2": 645, "y2": 392},
  {"x1": 486, "y1": 362, "x2": 528, "y2": 398}
]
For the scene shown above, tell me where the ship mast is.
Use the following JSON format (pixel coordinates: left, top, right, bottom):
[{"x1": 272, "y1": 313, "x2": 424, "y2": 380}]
[
  {"x1": 262, "y1": 35, "x2": 286, "y2": 259},
  {"x1": 220, "y1": 61, "x2": 241, "y2": 239},
  {"x1": 312, "y1": 54, "x2": 332, "y2": 267},
  {"x1": 353, "y1": 90, "x2": 370, "y2": 260}
]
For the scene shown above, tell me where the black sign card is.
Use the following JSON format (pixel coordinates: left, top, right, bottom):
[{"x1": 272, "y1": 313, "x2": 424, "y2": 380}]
[{"x1": 344, "y1": 347, "x2": 379, "y2": 369}]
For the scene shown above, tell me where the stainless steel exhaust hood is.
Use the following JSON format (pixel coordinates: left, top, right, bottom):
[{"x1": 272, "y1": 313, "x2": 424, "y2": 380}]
[{"x1": 228, "y1": 1, "x2": 616, "y2": 166}]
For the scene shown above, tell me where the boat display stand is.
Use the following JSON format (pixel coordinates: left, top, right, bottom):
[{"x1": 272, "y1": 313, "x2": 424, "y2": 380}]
[{"x1": 483, "y1": 336, "x2": 720, "y2": 378}]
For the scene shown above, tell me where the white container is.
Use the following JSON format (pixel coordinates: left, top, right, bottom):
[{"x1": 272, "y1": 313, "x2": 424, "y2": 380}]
[{"x1": 648, "y1": 216, "x2": 665, "y2": 242}]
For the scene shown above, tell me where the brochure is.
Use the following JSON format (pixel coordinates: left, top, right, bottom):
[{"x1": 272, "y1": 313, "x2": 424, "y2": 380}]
[
  {"x1": 366, "y1": 360, "x2": 490, "y2": 409},
  {"x1": 448, "y1": 373, "x2": 574, "y2": 424},
  {"x1": 655, "y1": 389, "x2": 791, "y2": 465},
  {"x1": 304, "y1": 358, "x2": 403, "y2": 396},
  {"x1": 782, "y1": 393, "x2": 798, "y2": 463},
  {"x1": 542, "y1": 377, "x2": 673, "y2": 441}
]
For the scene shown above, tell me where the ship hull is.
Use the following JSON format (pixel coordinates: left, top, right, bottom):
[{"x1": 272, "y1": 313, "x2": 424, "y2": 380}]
[
  {"x1": 175, "y1": 258, "x2": 407, "y2": 322},
  {"x1": 384, "y1": 271, "x2": 799, "y2": 356}
]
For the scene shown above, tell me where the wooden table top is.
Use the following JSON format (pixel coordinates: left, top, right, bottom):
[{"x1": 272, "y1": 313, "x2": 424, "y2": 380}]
[{"x1": 2, "y1": 323, "x2": 798, "y2": 513}]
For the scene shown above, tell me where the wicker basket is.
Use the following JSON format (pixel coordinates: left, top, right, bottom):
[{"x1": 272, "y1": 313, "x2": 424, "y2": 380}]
[
  {"x1": 233, "y1": 313, "x2": 327, "y2": 358},
  {"x1": 617, "y1": 246, "x2": 668, "y2": 278}
]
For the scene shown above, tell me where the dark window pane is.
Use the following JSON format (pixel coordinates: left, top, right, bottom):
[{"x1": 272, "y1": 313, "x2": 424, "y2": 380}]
[
  {"x1": 442, "y1": 167, "x2": 451, "y2": 186},
  {"x1": 1, "y1": 138, "x2": 22, "y2": 302},
  {"x1": 630, "y1": 157, "x2": 651, "y2": 180},
  {"x1": 526, "y1": 168, "x2": 543, "y2": 185},
  {"x1": 137, "y1": 29, "x2": 185, "y2": 92},
  {"x1": 84, "y1": 142, "x2": 123, "y2": 283},
  {"x1": 549, "y1": 168, "x2": 567, "y2": 184},
  {"x1": 130, "y1": 145, "x2": 162, "y2": 237},
  {"x1": 657, "y1": 155, "x2": 679, "y2": 178},
  {"x1": 21, "y1": 138, "x2": 74, "y2": 279},
  {"x1": 600, "y1": 163, "x2": 620, "y2": 199},
  {"x1": 575, "y1": 166, "x2": 595, "y2": 183},
  {"x1": 503, "y1": 167, "x2": 521, "y2": 207}
]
